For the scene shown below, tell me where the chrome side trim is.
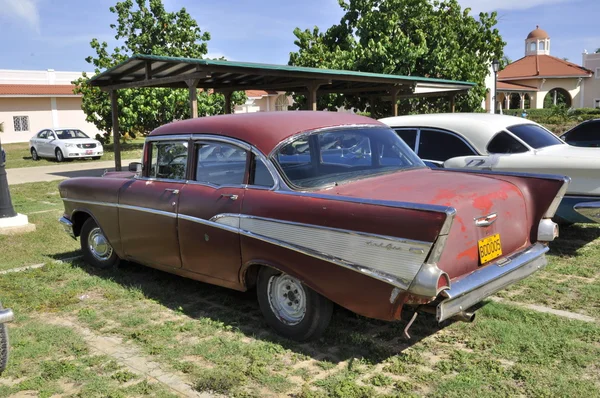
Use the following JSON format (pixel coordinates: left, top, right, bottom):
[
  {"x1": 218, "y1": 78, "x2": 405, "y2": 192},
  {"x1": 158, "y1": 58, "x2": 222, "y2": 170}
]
[
  {"x1": 573, "y1": 200, "x2": 600, "y2": 223},
  {"x1": 274, "y1": 191, "x2": 455, "y2": 215},
  {"x1": 118, "y1": 204, "x2": 177, "y2": 219},
  {"x1": 63, "y1": 198, "x2": 118, "y2": 208},
  {"x1": 437, "y1": 243, "x2": 549, "y2": 322},
  {"x1": 211, "y1": 213, "x2": 432, "y2": 287},
  {"x1": 59, "y1": 216, "x2": 75, "y2": 239}
]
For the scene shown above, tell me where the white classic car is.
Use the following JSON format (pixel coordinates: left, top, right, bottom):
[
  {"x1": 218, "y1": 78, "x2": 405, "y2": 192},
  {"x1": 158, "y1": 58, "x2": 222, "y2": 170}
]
[
  {"x1": 29, "y1": 128, "x2": 104, "y2": 162},
  {"x1": 379, "y1": 113, "x2": 600, "y2": 224}
]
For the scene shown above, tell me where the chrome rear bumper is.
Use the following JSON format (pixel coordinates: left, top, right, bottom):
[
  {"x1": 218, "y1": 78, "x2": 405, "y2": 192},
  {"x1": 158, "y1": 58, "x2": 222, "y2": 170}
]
[
  {"x1": 59, "y1": 216, "x2": 75, "y2": 239},
  {"x1": 0, "y1": 309, "x2": 14, "y2": 324},
  {"x1": 574, "y1": 201, "x2": 600, "y2": 224},
  {"x1": 437, "y1": 243, "x2": 549, "y2": 322}
]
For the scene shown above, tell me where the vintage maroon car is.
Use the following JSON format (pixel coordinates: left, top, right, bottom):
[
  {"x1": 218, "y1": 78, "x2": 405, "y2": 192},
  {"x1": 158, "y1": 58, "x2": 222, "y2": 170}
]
[{"x1": 58, "y1": 112, "x2": 568, "y2": 341}]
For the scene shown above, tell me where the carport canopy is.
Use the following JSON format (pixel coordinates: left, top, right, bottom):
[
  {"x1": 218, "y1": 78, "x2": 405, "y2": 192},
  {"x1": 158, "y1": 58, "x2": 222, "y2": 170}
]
[{"x1": 88, "y1": 54, "x2": 475, "y2": 170}]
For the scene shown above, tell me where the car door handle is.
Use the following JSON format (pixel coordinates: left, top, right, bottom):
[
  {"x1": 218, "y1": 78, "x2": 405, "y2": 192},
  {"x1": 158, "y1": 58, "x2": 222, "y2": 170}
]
[
  {"x1": 164, "y1": 188, "x2": 180, "y2": 195},
  {"x1": 220, "y1": 194, "x2": 238, "y2": 200}
]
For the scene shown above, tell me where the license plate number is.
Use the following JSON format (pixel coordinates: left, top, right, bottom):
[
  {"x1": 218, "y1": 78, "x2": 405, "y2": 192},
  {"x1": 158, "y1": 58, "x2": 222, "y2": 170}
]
[
  {"x1": 86, "y1": 150, "x2": 93, "y2": 155},
  {"x1": 478, "y1": 234, "x2": 502, "y2": 265}
]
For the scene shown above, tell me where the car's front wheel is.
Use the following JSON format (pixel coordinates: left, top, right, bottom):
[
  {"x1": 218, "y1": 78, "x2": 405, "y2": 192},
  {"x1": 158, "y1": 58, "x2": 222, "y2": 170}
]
[
  {"x1": 31, "y1": 147, "x2": 39, "y2": 161},
  {"x1": 257, "y1": 267, "x2": 333, "y2": 341},
  {"x1": 55, "y1": 148, "x2": 64, "y2": 162},
  {"x1": 80, "y1": 218, "x2": 119, "y2": 269}
]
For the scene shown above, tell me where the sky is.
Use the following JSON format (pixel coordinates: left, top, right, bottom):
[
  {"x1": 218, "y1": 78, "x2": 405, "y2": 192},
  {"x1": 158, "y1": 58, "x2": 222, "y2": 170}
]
[{"x1": 0, "y1": 0, "x2": 598, "y2": 73}]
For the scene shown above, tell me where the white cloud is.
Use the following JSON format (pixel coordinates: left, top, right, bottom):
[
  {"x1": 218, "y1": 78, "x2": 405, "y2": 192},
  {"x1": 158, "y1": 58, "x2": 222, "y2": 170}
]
[
  {"x1": 0, "y1": 0, "x2": 40, "y2": 32},
  {"x1": 458, "y1": 0, "x2": 571, "y2": 13}
]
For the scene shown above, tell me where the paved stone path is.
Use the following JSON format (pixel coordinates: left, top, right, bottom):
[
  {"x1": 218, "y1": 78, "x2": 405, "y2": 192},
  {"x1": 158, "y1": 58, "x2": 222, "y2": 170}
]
[
  {"x1": 6, "y1": 159, "x2": 137, "y2": 185},
  {"x1": 42, "y1": 316, "x2": 215, "y2": 398}
]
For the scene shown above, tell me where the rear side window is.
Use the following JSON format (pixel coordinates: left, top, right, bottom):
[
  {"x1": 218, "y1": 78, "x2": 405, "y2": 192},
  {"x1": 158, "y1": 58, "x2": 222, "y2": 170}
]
[
  {"x1": 418, "y1": 129, "x2": 476, "y2": 161},
  {"x1": 148, "y1": 141, "x2": 189, "y2": 180},
  {"x1": 250, "y1": 158, "x2": 275, "y2": 187},
  {"x1": 195, "y1": 142, "x2": 247, "y2": 186},
  {"x1": 507, "y1": 124, "x2": 562, "y2": 149},
  {"x1": 395, "y1": 129, "x2": 417, "y2": 150},
  {"x1": 37, "y1": 131, "x2": 48, "y2": 139},
  {"x1": 487, "y1": 132, "x2": 528, "y2": 154}
]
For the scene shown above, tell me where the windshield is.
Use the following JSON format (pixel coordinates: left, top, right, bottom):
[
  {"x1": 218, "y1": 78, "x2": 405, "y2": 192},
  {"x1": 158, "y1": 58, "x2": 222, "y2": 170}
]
[
  {"x1": 56, "y1": 129, "x2": 89, "y2": 139},
  {"x1": 273, "y1": 127, "x2": 425, "y2": 189},
  {"x1": 506, "y1": 124, "x2": 563, "y2": 149}
]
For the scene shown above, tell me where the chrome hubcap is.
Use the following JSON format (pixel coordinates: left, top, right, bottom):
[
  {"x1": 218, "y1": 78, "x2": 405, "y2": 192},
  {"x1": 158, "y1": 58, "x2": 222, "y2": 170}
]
[
  {"x1": 88, "y1": 227, "x2": 113, "y2": 261},
  {"x1": 267, "y1": 274, "x2": 306, "y2": 325}
]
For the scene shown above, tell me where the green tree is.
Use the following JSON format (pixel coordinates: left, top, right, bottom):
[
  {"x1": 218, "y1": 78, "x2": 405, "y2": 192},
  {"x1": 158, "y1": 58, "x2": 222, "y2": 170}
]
[
  {"x1": 288, "y1": 0, "x2": 505, "y2": 117},
  {"x1": 73, "y1": 0, "x2": 245, "y2": 142}
]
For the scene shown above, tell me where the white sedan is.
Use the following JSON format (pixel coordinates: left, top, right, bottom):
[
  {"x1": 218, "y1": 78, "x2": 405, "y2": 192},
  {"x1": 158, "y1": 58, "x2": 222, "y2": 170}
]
[
  {"x1": 29, "y1": 129, "x2": 103, "y2": 162},
  {"x1": 379, "y1": 113, "x2": 600, "y2": 224}
]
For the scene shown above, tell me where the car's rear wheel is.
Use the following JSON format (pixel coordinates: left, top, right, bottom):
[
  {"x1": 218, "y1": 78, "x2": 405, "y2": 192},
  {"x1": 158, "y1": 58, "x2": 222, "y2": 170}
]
[
  {"x1": 257, "y1": 267, "x2": 333, "y2": 341},
  {"x1": 80, "y1": 218, "x2": 119, "y2": 269},
  {"x1": 31, "y1": 148, "x2": 39, "y2": 161},
  {"x1": 55, "y1": 148, "x2": 64, "y2": 162}
]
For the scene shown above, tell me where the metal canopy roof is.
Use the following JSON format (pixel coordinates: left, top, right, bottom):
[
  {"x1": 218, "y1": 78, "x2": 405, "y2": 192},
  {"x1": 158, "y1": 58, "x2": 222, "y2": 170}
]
[{"x1": 89, "y1": 54, "x2": 475, "y2": 97}]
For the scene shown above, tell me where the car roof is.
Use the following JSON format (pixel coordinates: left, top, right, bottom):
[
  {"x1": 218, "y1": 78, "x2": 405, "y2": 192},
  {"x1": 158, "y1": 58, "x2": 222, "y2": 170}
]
[
  {"x1": 379, "y1": 113, "x2": 541, "y2": 154},
  {"x1": 149, "y1": 111, "x2": 383, "y2": 155}
]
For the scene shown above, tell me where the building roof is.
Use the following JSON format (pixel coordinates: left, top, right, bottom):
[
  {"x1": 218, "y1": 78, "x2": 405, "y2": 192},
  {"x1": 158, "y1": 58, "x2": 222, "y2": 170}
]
[
  {"x1": 88, "y1": 54, "x2": 475, "y2": 98},
  {"x1": 0, "y1": 84, "x2": 78, "y2": 97},
  {"x1": 527, "y1": 26, "x2": 549, "y2": 40},
  {"x1": 149, "y1": 111, "x2": 383, "y2": 155},
  {"x1": 246, "y1": 90, "x2": 278, "y2": 98},
  {"x1": 497, "y1": 81, "x2": 538, "y2": 92},
  {"x1": 379, "y1": 113, "x2": 540, "y2": 154},
  {"x1": 498, "y1": 55, "x2": 592, "y2": 80}
]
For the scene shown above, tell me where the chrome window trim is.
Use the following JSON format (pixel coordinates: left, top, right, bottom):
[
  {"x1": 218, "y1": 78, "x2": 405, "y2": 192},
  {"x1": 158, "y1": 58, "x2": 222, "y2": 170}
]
[
  {"x1": 136, "y1": 177, "x2": 188, "y2": 184},
  {"x1": 145, "y1": 134, "x2": 193, "y2": 142}
]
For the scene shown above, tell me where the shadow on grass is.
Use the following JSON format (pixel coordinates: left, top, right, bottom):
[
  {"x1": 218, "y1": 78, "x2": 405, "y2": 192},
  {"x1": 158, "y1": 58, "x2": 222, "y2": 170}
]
[
  {"x1": 50, "y1": 252, "x2": 458, "y2": 364},
  {"x1": 549, "y1": 223, "x2": 600, "y2": 256}
]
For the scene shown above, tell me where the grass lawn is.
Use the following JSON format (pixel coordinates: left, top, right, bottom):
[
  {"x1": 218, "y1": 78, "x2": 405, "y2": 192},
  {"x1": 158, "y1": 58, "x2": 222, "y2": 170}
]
[
  {"x1": 0, "y1": 181, "x2": 598, "y2": 397},
  {"x1": 2, "y1": 138, "x2": 144, "y2": 169}
]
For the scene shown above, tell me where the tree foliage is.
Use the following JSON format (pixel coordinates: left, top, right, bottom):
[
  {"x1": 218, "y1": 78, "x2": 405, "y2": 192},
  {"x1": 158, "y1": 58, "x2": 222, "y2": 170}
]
[
  {"x1": 73, "y1": 0, "x2": 245, "y2": 142},
  {"x1": 288, "y1": 0, "x2": 505, "y2": 117}
]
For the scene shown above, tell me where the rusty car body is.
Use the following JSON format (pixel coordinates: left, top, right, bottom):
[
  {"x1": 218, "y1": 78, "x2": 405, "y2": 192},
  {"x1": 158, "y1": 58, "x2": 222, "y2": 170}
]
[{"x1": 58, "y1": 112, "x2": 568, "y2": 341}]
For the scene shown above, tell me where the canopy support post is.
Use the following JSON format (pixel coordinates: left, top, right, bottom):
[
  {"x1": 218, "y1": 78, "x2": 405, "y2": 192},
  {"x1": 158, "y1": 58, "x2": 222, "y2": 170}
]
[
  {"x1": 224, "y1": 91, "x2": 233, "y2": 114},
  {"x1": 306, "y1": 82, "x2": 321, "y2": 111},
  {"x1": 390, "y1": 88, "x2": 400, "y2": 116},
  {"x1": 450, "y1": 94, "x2": 456, "y2": 113},
  {"x1": 186, "y1": 79, "x2": 200, "y2": 119},
  {"x1": 110, "y1": 89, "x2": 121, "y2": 172}
]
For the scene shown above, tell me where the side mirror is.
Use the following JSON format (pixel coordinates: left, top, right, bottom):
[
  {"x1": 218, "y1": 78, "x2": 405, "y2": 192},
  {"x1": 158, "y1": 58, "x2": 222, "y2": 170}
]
[{"x1": 128, "y1": 162, "x2": 142, "y2": 173}]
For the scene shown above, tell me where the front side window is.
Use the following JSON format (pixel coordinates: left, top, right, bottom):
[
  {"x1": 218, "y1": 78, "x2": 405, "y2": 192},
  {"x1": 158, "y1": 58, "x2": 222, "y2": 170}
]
[
  {"x1": 13, "y1": 116, "x2": 29, "y2": 132},
  {"x1": 148, "y1": 141, "x2": 188, "y2": 180},
  {"x1": 418, "y1": 129, "x2": 476, "y2": 161},
  {"x1": 563, "y1": 121, "x2": 600, "y2": 143},
  {"x1": 507, "y1": 124, "x2": 563, "y2": 149},
  {"x1": 37, "y1": 130, "x2": 48, "y2": 139},
  {"x1": 56, "y1": 129, "x2": 89, "y2": 139},
  {"x1": 274, "y1": 127, "x2": 424, "y2": 189},
  {"x1": 195, "y1": 142, "x2": 247, "y2": 186},
  {"x1": 487, "y1": 132, "x2": 529, "y2": 154}
]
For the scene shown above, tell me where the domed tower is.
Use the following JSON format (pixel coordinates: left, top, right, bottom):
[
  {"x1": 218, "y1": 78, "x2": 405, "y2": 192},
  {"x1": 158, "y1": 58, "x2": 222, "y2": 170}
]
[{"x1": 525, "y1": 26, "x2": 550, "y2": 56}]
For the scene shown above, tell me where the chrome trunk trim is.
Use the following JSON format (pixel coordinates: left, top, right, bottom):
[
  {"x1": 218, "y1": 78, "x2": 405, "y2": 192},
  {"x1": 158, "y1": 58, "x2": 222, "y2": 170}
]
[{"x1": 437, "y1": 243, "x2": 549, "y2": 322}]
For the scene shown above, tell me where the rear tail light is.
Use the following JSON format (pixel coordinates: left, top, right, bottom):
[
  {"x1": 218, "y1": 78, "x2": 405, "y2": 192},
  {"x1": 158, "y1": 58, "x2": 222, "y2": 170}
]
[{"x1": 437, "y1": 273, "x2": 450, "y2": 294}]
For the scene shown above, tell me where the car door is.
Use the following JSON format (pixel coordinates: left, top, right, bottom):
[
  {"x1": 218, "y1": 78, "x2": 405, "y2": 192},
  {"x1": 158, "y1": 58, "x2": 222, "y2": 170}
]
[
  {"x1": 35, "y1": 130, "x2": 50, "y2": 156},
  {"x1": 46, "y1": 131, "x2": 59, "y2": 156},
  {"x1": 416, "y1": 128, "x2": 478, "y2": 166},
  {"x1": 118, "y1": 139, "x2": 189, "y2": 269},
  {"x1": 177, "y1": 139, "x2": 247, "y2": 283}
]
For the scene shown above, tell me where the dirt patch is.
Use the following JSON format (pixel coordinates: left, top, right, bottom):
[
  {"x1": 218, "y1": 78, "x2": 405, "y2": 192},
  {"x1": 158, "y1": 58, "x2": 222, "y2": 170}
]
[{"x1": 491, "y1": 297, "x2": 598, "y2": 323}]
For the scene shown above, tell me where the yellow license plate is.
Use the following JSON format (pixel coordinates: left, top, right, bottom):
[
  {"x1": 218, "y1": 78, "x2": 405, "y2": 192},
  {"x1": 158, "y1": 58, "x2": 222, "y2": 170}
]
[{"x1": 478, "y1": 234, "x2": 502, "y2": 265}]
